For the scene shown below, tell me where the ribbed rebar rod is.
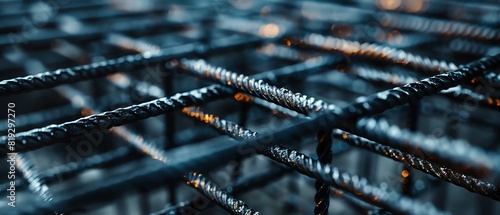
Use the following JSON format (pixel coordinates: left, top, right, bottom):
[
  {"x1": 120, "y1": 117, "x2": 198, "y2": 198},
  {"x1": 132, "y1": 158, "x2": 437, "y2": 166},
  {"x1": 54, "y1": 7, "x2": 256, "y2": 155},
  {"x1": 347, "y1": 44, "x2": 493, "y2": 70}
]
[
  {"x1": 0, "y1": 85, "x2": 233, "y2": 156},
  {"x1": 355, "y1": 117, "x2": 500, "y2": 178},
  {"x1": 246, "y1": 94, "x2": 307, "y2": 118},
  {"x1": 378, "y1": 12, "x2": 500, "y2": 42},
  {"x1": 301, "y1": 33, "x2": 500, "y2": 84},
  {"x1": 349, "y1": 65, "x2": 419, "y2": 86},
  {"x1": 349, "y1": 65, "x2": 500, "y2": 109},
  {"x1": 180, "y1": 58, "x2": 336, "y2": 115},
  {"x1": 111, "y1": 126, "x2": 169, "y2": 163},
  {"x1": 49, "y1": 83, "x2": 177, "y2": 164},
  {"x1": 0, "y1": 90, "x2": 139, "y2": 133},
  {"x1": 303, "y1": 33, "x2": 458, "y2": 73},
  {"x1": 0, "y1": 43, "x2": 195, "y2": 96},
  {"x1": 184, "y1": 172, "x2": 261, "y2": 215},
  {"x1": 449, "y1": 39, "x2": 499, "y2": 56},
  {"x1": 182, "y1": 107, "x2": 257, "y2": 140},
  {"x1": 262, "y1": 145, "x2": 447, "y2": 215},
  {"x1": 333, "y1": 53, "x2": 499, "y2": 118},
  {"x1": 0, "y1": 104, "x2": 80, "y2": 132},
  {"x1": 332, "y1": 129, "x2": 500, "y2": 201},
  {"x1": 152, "y1": 166, "x2": 289, "y2": 215},
  {"x1": 182, "y1": 107, "x2": 443, "y2": 214},
  {"x1": 15, "y1": 154, "x2": 53, "y2": 202}
]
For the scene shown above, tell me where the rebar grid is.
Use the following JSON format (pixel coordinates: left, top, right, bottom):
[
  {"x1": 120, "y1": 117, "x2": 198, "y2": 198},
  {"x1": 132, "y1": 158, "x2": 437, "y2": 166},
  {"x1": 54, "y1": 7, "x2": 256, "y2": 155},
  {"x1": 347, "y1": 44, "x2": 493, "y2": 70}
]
[
  {"x1": 179, "y1": 55, "x2": 500, "y2": 179},
  {"x1": 262, "y1": 145, "x2": 448, "y2": 215},
  {"x1": 180, "y1": 107, "x2": 444, "y2": 214},
  {"x1": 229, "y1": 82, "x2": 500, "y2": 200},
  {"x1": 3, "y1": 48, "x2": 500, "y2": 213},
  {"x1": 1, "y1": 1, "x2": 500, "y2": 215},
  {"x1": 47, "y1": 44, "x2": 491, "y2": 202}
]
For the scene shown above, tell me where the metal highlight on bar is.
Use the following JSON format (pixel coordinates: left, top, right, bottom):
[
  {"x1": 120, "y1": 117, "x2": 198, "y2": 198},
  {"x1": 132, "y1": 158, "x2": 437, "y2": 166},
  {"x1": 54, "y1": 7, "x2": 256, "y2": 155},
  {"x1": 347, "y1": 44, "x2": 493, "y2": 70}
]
[
  {"x1": 184, "y1": 172, "x2": 261, "y2": 215},
  {"x1": 332, "y1": 129, "x2": 500, "y2": 201}
]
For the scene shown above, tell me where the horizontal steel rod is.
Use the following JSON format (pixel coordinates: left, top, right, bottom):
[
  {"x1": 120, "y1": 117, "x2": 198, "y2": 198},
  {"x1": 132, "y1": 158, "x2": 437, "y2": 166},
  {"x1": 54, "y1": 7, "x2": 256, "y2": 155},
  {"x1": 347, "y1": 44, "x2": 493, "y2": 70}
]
[
  {"x1": 0, "y1": 35, "x2": 266, "y2": 96},
  {"x1": 0, "y1": 84, "x2": 233, "y2": 156}
]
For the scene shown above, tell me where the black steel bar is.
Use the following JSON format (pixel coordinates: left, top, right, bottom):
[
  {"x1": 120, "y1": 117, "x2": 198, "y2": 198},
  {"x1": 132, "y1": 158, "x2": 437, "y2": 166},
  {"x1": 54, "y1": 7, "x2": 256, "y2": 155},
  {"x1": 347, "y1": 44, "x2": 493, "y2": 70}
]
[
  {"x1": 402, "y1": 101, "x2": 419, "y2": 196},
  {"x1": 300, "y1": 33, "x2": 500, "y2": 83},
  {"x1": 0, "y1": 84, "x2": 233, "y2": 156},
  {"x1": 377, "y1": 12, "x2": 500, "y2": 42},
  {"x1": 180, "y1": 58, "x2": 336, "y2": 116},
  {"x1": 355, "y1": 117, "x2": 500, "y2": 179},
  {"x1": 182, "y1": 107, "x2": 257, "y2": 140},
  {"x1": 302, "y1": 33, "x2": 458, "y2": 73},
  {"x1": 0, "y1": 44, "x2": 193, "y2": 96},
  {"x1": 314, "y1": 129, "x2": 333, "y2": 215},
  {"x1": 331, "y1": 129, "x2": 500, "y2": 201},
  {"x1": 348, "y1": 65, "x2": 500, "y2": 110},
  {"x1": 184, "y1": 172, "x2": 261, "y2": 215},
  {"x1": 152, "y1": 166, "x2": 289, "y2": 215}
]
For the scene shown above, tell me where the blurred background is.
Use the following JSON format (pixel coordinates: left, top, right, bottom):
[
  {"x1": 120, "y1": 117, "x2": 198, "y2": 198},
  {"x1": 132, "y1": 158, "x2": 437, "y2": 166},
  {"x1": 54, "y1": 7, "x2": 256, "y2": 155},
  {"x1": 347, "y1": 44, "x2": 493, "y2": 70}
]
[{"x1": 0, "y1": 0, "x2": 499, "y2": 214}]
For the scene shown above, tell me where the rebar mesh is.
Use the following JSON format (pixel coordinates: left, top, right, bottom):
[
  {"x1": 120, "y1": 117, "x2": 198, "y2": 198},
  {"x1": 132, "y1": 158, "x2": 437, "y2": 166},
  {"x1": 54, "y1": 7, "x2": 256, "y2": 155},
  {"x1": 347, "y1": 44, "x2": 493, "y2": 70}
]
[{"x1": 0, "y1": 0, "x2": 499, "y2": 215}]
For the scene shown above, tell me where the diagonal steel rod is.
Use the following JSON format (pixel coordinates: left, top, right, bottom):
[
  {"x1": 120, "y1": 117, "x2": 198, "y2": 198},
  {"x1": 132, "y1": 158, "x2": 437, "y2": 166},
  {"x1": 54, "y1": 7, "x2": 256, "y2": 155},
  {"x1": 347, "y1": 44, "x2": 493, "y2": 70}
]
[
  {"x1": 151, "y1": 166, "x2": 289, "y2": 215},
  {"x1": 184, "y1": 172, "x2": 261, "y2": 215},
  {"x1": 300, "y1": 33, "x2": 500, "y2": 83},
  {"x1": 331, "y1": 129, "x2": 500, "y2": 201}
]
